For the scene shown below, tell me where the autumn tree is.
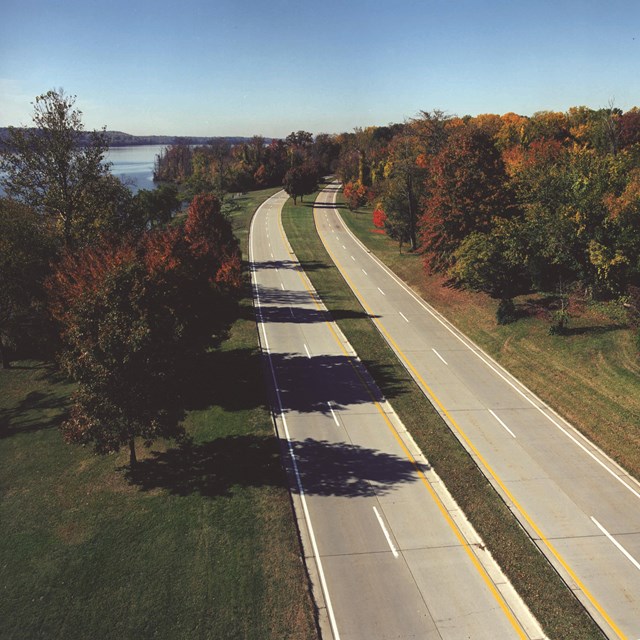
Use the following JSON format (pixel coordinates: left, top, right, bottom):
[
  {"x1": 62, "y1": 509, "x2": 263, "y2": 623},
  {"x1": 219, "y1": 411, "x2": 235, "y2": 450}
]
[
  {"x1": 343, "y1": 180, "x2": 369, "y2": 210},
  {"x1": 47, "y1": 193, "x2": 242, "y2": 466},
  {"x1": 153, "y1": 143, "x2": 193, "y2": 183},
  {"x1": 0, "y1": 90, "x2": 111, "y2": 245},
  {"x1": 420, "y1": 124, "x2": 514, "y2": 272}
]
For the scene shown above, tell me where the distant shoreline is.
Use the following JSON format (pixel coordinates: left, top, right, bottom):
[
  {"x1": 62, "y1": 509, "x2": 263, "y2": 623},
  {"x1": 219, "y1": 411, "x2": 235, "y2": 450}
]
[{"x1": 0, "y1": 128, "x2": 257, "y2": 147}]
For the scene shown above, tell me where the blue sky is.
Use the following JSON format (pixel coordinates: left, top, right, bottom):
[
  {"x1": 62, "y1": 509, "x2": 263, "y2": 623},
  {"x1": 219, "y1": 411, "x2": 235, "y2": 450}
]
[{"x1": 1, "y1": 0, "x2": 639, "y2": 137}]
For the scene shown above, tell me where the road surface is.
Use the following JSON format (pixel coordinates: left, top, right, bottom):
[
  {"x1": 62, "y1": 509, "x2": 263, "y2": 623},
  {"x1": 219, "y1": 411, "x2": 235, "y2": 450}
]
[
  {"x1": 313, "y1": 183, "x2": 640, "y2": 640},
  {"x1": 249, "y1": 190, "x2": 546, "y2": 640}
]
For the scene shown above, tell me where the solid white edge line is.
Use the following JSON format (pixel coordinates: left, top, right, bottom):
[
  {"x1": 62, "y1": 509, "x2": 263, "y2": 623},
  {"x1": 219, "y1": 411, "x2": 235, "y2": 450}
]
[
  {"x1": 250, "y1": 194, "x2": 342, "y2": 640},
  {"x1": 591, "y1": 516, "x2": 640, "y2": 572},
  {"x1": 327, "y1": 401, "x2": 340, "y2": 426},
  {"x1": 489, "y1": 409, "x2": 517, "y2": 439},
  {"x1": 373, "y1": 506, "x2": 399, "y2": 558},
  {"x1": 432, "y1": 348, "x2": 448, "y2": 365},
  {"x1": 399, "y1": 311, "x2": 409, "y2": 323},
  {"x1": 326, "y1": 184, "x2": 640, "y2": 503}
]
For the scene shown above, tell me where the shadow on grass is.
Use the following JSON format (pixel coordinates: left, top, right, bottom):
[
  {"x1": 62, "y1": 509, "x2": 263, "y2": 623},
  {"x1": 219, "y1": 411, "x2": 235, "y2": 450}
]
[
  {"x1": 563, "y1": 324, "x2": 629, "y2": 336},
  {"x1": 0, "y1": 368, "x2": 71, "y2": 439},
  {"x1": 180, "y1": 347, "x2": 267, "y2": 413},
  {"x1": 126, "y1": 435, "x2": 423, "y2": 498}
]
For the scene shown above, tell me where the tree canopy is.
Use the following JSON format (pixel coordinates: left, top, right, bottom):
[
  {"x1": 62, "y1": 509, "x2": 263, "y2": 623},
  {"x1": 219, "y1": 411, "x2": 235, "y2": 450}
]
[{"x1": 0, "y1": 90, "x2": 112, "y2": 246}]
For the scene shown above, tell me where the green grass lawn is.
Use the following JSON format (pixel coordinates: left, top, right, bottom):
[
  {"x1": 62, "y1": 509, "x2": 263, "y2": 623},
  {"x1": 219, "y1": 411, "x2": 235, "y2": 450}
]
[
  {"x1": 0, "y1": 186, "x2": 318, "y2": 640},
  {"x1": 335, "y1": 193, "x2": 640, "y2": 480},
  {"x1": 282, "y1": 190, "x2": 603, "y2": 640}
]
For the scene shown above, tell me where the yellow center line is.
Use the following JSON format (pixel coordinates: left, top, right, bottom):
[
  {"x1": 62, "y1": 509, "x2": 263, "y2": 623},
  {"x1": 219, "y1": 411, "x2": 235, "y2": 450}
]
[
  {"x1": 312, "y1": 187, "x2": 627, "y2": 640},
  {"x1": 277, "y1": 200, "x2": 528, "y2": 639}
]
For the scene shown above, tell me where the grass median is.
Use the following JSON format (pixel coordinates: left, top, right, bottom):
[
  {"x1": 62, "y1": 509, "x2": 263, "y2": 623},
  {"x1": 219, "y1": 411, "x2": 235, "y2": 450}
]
[
  {"x1": 282, "y1": 190, "x2": 603, "y2": 640},
  {"x1": 0, "y1": 186, "x2": 318, "y2": 640}
]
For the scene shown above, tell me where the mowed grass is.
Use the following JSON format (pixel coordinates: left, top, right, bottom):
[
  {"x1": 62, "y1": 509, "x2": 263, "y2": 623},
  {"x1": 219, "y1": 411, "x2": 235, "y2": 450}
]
[
  {"x1": 282, "y1": 192, "x2": 603, "y2": 639},
  {"x1": 336, "y1": 195, "x2": 640, "y2": 479},
  {"x1": 0, "y1": 186, "x2": 318, "y2": 640}
]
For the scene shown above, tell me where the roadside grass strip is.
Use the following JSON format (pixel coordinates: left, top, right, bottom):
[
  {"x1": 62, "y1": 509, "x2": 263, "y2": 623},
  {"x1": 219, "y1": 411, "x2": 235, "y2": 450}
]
[{"x1": 281, "y1": 190, "x2": 604, "y2": 640}]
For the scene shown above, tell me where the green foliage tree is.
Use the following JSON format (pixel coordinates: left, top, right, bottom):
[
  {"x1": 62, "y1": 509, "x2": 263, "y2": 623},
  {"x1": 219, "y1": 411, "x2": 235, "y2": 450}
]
[
  {"x1": 0, "y1": 90, "x2": 111, "y2": 245},
  {"x1": 133, "y1": 184, "x2": 181, "y2": 228},
  {"x1": 283, "y1": 163, "x2": 319, "y2": 204},
  {"x1": 0, "y1": 199, "x2": 55, "y2": 368},
  {"x1": 450, "y1": 220, "x2": 527, "y2": 299},
  {"x1": 379, "y1": 128, "x2": 428, "y2": 251}
]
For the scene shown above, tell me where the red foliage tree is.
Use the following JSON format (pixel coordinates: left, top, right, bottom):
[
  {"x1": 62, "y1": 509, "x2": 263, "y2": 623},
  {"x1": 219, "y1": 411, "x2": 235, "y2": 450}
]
[
  {"x1": 47, "y1": 194, "x2": 242, "y2": 466},
  {"x1": 619, "y1": 109, "x2": 640, "y2": 149},
  {"x1": 372, "y1": 207, "x2": 387, "y2": 229},
  {"x1": 420, "y1": 125, "x2": 514, "y2": 272}
]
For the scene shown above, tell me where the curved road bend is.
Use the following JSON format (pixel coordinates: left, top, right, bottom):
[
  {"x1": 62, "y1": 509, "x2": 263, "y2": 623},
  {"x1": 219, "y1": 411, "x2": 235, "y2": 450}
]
[
  {"x1": 249, "y1": 190, "x2": 544, "y2": 640},
  {"x1": 313, "y1": 183, "x2": 640, "y2": 640}
]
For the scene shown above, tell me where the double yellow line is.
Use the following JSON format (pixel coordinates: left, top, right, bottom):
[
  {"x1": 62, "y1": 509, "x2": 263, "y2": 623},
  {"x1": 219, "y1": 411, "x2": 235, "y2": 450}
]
[{"x1": 310, "y1": 187, "x2": 627, "y2": 640}]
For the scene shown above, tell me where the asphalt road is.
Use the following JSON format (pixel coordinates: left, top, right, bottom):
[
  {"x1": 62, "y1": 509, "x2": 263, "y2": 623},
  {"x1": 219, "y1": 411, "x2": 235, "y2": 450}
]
[
  {"x1": 249, "y1": 190, "x2": 546, "y2": 640},
  {"x1": 313, "y1": 183, "x2": 640, "y2": 640}
]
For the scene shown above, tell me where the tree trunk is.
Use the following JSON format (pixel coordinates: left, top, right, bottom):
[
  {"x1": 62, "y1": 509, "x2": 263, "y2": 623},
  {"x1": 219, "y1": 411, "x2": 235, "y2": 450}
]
[
  {"x1": 0, "y1": 337, "x2": 11, "y2": 369},
  {"x1": 407, "y1": 178, "x2": 418, "y2": 252},
  {"x1": 129, "y1": 437, "x2": 137, "y2": 467}
]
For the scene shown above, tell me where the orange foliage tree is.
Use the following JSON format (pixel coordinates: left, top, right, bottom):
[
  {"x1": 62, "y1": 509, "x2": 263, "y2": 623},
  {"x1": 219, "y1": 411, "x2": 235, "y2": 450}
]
[{"x1": 343, "y1": 180, "x2": 370, "y2": 210}]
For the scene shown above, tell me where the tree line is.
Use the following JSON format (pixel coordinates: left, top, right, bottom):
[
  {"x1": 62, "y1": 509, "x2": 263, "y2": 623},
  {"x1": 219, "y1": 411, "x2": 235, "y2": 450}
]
[
  {"x1": 335, "y1": 107, "x2": 640, "y2": 331},
  {"x1": 153, "y1": 130, "x2": 340, "y2": 203}
]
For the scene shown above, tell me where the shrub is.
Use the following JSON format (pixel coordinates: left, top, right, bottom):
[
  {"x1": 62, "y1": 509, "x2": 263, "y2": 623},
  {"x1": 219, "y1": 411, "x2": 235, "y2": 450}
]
[{"x1": 496, "y1": 298, "x2": 517, "y2": 325}]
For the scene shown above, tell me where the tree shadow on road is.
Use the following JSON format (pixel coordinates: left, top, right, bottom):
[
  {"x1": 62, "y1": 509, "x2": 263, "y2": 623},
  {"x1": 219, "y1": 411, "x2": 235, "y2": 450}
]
[{"x1": 126, "y1": 435, "x2": 424, "y2": 498}]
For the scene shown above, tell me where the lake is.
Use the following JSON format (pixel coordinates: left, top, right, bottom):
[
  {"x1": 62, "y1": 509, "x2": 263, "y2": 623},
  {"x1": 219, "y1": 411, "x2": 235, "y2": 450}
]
[{"x1": 107, "y1": 144, "x2": 166, "y2": 193}]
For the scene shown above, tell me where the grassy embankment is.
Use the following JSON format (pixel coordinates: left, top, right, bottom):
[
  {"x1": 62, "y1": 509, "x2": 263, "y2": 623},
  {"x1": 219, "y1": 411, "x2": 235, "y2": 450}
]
[
  {"x1": 336, "y1": 194, "x2": 640, "y2": 480},
  {"x1": 282, "y1": 191, "x2": 603, "y2": 639},
  {"x1": 0, "y1": 186, "x2": 318, "y2": 640}
]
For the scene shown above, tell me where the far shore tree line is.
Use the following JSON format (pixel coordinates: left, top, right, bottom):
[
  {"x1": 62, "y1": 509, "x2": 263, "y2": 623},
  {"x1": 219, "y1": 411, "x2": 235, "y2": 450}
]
[
  {"x1": 335, "y1": 107, "x2": 640, "y2": 335},
  {"x1": 153, "y1": 129, "x2": 339, "y2": 204},
  {"x1": 2, "y1": 89, "x2": 640, "y2": 467}
]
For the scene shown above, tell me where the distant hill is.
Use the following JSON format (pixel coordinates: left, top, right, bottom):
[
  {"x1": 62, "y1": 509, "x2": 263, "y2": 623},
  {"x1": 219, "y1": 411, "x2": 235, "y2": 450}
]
[{"x1": 0, "y1": 128, "x2": 255, "y2": 147}]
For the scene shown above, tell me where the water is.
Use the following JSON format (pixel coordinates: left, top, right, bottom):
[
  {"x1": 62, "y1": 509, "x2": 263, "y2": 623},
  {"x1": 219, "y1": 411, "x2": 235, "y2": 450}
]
[
  {"x1": 0, "y1": 144, "x2": 166, "y2": 197},
  {"x1": 106, "y1": 144, "x2": 166, "y2": 193}
]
